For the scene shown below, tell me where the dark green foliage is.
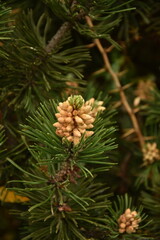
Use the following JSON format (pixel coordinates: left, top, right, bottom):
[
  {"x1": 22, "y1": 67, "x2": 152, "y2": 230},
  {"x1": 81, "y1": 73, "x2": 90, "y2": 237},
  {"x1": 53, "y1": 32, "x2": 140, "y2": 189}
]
[
  {"x1": 6, "y1": 97, "x2": 117, "y2": 239},
  {"x1": 8, "y1": 165, "x2": 111, "y2": 240},
  {"x1": 0, "y1": 3, "x2": 12, "y2": 39},
  {"x1": 0, "y1": 2, "x2": 13, "y2": 57},
  {"x1": 141, "y1": 184, "x2": 160, "y2": 240},
  {"x1": 43, "y1": 0, "x2": 135, "y2": 47},
  {"x1": 116, "y1": 0, "x2": 152, "y2": 41},
  {"x1": 145, "y1": 1, "x2": 160, "y2": 34},
  {"x1": 145, "y1": 90, "x2": 160, "y2": 125},
  {"x1": 0, "y1": 125, "x2": 28, "y2": 184},
  {"x1": 0, "y1": 9, "x2": 89, "y2": 113},
  {"x1": 135, "y1": 160, "x2": 160, "y2": 189}
]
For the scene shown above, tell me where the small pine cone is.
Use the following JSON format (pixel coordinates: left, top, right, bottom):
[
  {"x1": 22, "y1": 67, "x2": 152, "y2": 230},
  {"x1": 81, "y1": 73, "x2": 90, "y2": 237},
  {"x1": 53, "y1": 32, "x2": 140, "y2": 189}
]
[
  {"x1": 53, "y1": 95, "x2": 105, "y2": 145},
  {"x1": 118, "y1": 208, "x2": 141, "y2": 234},
  {"x1": 142, "y1": 142, "x2": 160, "y2": 165}
]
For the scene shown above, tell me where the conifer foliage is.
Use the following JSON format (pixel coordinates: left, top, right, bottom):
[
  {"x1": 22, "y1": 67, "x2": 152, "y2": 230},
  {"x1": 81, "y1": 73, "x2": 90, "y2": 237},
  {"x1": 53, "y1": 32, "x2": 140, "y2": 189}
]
[{"x1": 1, "y1": 0, "x2": 160, "y2": 240}]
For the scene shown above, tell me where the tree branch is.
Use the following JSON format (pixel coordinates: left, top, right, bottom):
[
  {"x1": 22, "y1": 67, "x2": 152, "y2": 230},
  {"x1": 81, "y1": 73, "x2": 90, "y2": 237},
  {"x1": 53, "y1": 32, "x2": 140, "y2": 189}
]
[
  {"x1": 85, "y1": 16, "x2": 145, "y2": 149},
  {"x1": 45, "y1": 0, "x2": 86, "y2": 53},
  {"x1": 45, "y1": 22, "x2": 71, "y2": 53}
]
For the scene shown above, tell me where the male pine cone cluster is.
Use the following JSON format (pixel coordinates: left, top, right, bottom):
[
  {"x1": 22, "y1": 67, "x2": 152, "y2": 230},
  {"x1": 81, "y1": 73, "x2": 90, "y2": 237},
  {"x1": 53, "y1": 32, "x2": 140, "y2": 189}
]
[
  {"x1": 142, "y1": 142, "x2": 160, "y2": 165},
  {"x1": 53, "y1": 95, "x2": 105, "y2": 145},
  {"x1": 118, "y1": 208, "x2": 141, "y2": 234}
]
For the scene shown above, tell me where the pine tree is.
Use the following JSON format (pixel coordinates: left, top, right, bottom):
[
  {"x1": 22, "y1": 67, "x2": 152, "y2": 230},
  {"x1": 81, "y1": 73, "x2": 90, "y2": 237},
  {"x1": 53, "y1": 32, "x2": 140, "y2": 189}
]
[{"x1": 1, "y1": 0, "x2": 160, "y2": 239}]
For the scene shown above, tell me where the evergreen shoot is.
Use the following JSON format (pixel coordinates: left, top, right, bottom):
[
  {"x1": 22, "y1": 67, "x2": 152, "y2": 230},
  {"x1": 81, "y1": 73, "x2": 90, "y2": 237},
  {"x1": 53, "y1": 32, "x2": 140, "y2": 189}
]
[{"x1": 1, "y1": 0, "x2": 160, "y2": 240}]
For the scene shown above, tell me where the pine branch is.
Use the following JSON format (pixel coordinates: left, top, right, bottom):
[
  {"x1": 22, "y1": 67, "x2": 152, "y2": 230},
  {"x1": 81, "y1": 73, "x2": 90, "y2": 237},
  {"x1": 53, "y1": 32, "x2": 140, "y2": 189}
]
[
  {"x1": 45, "y1": 0, "x2": 82, "y2": 53},
  {"x1": 106, "y1": 194, "x2": 152, "y2": 239},
  {"x1": 45, "y1": 21, "x2": 71, "y2": 53},
  {"x1": 85, "y1": 16, "x2": 145, "y2": 149},
  {"x1": 1, "y1": 11, "x2": 90, "y2": 112}
]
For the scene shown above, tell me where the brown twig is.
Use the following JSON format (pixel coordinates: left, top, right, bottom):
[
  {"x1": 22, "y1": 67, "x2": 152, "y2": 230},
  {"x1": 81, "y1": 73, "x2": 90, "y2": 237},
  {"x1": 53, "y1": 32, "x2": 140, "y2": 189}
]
[
  {"x1": 45, "y1": 0, "x2": 84, "y2": 53},
  {"x1": 92, "y1": 68, "x2": 106, "y2": 76},
  {"x1": 45, "y1": 22, "x2": 71, "y2": 53},
  {"x1": 85, "y1": 43, "x2": 96, "y2": 48},
  {"x1": 104, "y1": 45, "x2": 115, "y2": 53},
  {"x1": 109, "y1": 82, "x2": 133, "y2": 94},
  {"x1": 85, "y1": 16, "x2": 145, "y2": 149}
]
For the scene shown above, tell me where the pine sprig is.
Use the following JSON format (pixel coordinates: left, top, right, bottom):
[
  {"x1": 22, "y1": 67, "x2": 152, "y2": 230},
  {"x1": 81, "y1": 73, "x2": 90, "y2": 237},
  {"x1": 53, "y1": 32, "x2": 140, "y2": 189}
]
[
  {"x1": 0, "y1": 2, "x2": 13, "y2": 57},
  {"x1": 43, "y1": 0, "x2": 136, "y2": 48},
  {"x1": 135, "y1": 161, "x2": 160, "y2": 188},
  {"x1": 145, "y1": 89, "x2": 160, "y2": 125},
  {"x1": 0, "y1": 124, "x2": 29, "y2": 185},
  {"x1": 7, "y1": 162, "x2": 112, "y2": 240},
  {"x1": 20, "y1": 98, "x2": 117, "y2": 177},
  {"x1": 106, "y1": 194, "x2": 152, "y2": 239},
  {"x1": 141, "y1": 184, "x2": 160, "y2": 239},
  {"x1": 6, "y1": 96, "x2": 117, "y2": 239},
  {"x1": 0, "y1": 3, "x2": 12, "y2": 39},
  {"x1": 1, "y1": 10, "x2": 90, "y2": 112}
]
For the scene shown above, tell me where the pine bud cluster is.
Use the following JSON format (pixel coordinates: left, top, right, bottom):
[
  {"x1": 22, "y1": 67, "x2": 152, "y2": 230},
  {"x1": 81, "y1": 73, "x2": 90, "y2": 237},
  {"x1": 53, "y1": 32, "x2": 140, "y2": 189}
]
[
  {"x1": 118, "y1": 208, "x2": 141, "y2": 234},
  {"x1": 53, "y1": 95, "x2": 105, "y2": 145},
  {"x1": 85, "y1": 98, "x2": 105, "y2": 118},
  {"x1": 134, "y1": 79, "x2": 155, "y2": 106},
  {"x1": 142, "y1": 142, "x2": 160, "y2": 165}
]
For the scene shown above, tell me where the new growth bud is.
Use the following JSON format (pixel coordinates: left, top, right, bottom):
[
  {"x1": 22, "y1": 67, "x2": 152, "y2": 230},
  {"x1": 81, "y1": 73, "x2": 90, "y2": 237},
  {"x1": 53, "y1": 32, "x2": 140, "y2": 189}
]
[
  {"x1": 142, "y1": 142, "x2": 160, "y2": 165},
  {"x1": 118, "y1": 208, "x2": 141, "y2": 234},
  {"x1": 53, "y1": 95, "x2": 105, "y2": 145},
  {"x1": 68, "y1": 95, "x2": 84, "y2": 109}
]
